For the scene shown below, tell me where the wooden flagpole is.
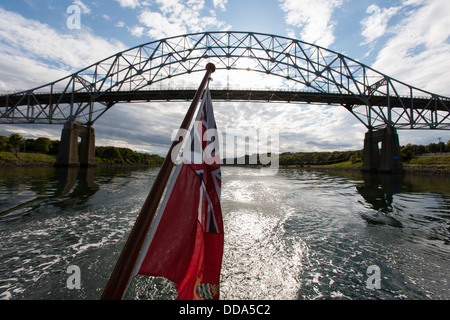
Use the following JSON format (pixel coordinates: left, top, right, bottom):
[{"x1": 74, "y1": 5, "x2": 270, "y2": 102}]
[{"x1": 101, "y1": 63, "x2": 216, "y2": 300}]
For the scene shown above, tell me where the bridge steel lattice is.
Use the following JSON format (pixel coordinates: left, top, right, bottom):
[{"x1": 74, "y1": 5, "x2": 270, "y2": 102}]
[
  {"x1": 0, "y1": 31, "x2": 449, "y2": 170},
  {"x1": 1, "y1": 31, "x2": 449, "y2": 129}
]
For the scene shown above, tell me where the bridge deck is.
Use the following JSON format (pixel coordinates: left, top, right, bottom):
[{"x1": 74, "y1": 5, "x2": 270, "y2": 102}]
[{"x1": 1, "y1": 89, "x2": 447, "y2": 111}]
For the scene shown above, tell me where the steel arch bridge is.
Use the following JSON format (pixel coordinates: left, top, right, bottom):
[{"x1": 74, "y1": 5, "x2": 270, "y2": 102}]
[{"x1": 0, "y1": 31, "x2": 449, "y2": 131}]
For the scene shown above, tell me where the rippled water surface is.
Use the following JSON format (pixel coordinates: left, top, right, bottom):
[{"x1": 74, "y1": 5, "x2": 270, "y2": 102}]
[{"x1": 0, "y1": 166, "x2": 449, "y2": 300}]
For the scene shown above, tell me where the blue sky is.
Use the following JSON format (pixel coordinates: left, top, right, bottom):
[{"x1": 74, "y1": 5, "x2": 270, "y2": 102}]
[{"x1": 0, "y1": 0, "x2": 449, "y2": 155}]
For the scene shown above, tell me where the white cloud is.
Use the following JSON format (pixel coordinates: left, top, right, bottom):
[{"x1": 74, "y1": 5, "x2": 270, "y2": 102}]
[
  {"x1": 402, "y1": 0, "x2": 427, "y2": 6},
  {"x1": 210, "y1": 101, "x2": 364, "y2": 156},
  {"x1": 115, "y1": 21, "x2": 126, "y2": 28},
  {"x1": 114, "y1": 0, "x2": 141, "y2": 9},
  {"x1": 279, "y1": 0, "x2": 344, "y2": 47},
  {"x1": 360, "y1": 4, "x2": 400, "y2": 45},
  {"x1": 138, "y1": 10, "x2": 187, "y2": 39},
  {"x1": 213, "y1": 0, "x2": 228, "y2": 11},
  {"x1": 130, "y1": 0, "x2": 230, "y2": 39},
  {"x1": 128, "y1": 25, "x2": 145, "y2": 38},
  {"x1": 371, "y1": 0, "x2": 450, "y2": 95},
  {"x1": 0, "y1": 8, "x2": 127, "y2": 91},
  {"x1": 0, "y1": 52, "x2": 67, "y2": 92},
  {"x1": 73, "y1": 0, "x2": 91, "y2": 14}
]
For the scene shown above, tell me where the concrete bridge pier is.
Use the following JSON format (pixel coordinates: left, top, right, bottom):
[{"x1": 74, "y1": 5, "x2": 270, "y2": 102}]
[
  {"x1": 56, "y1": 121, "x2": 96, "y2": 167},
  {"x1": 362, "y1": 126, "x2": 403, "y2": 173}
]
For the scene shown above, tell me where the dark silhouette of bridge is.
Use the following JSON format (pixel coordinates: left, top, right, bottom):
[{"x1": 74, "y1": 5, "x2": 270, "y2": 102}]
[{"x1": 1, "y1": 32, "x2": 449, "y2": 171}]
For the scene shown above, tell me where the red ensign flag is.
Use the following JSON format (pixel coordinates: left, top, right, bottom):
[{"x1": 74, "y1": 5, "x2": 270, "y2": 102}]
[{"x1": 134, "y1": 88, "x2": 223, "y2": 300}]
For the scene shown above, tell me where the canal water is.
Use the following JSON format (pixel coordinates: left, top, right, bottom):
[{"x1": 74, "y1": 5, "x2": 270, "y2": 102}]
[{"x1": 0, "y1": 165, "x2": 448, "y2": 300}]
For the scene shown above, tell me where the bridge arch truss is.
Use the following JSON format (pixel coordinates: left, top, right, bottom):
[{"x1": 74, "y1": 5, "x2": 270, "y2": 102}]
[{"x1": 1, "y1": 31, "x2": 449, "y2": 130}]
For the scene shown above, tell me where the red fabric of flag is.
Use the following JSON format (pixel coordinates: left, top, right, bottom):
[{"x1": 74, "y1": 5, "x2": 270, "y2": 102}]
[{"x1": 135, "y1": 88, "x2": 223, "y2": 300}]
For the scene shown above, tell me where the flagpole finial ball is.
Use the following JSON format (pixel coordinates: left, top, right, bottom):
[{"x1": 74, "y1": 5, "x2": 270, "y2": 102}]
[{"x1": 206, "y1": 63, "x2": 216, "y2": 73}]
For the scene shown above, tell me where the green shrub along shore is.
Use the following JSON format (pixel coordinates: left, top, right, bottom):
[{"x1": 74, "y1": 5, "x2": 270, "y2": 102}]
[{"x1": 0, "y1": 133, "x2": 449, "y2": 174}]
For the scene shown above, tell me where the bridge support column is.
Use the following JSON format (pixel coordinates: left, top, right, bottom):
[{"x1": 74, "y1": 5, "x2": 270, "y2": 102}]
[
  {"x1": 56, "y1": 121, "x2": 96, "y2": 167},
  {"x1": 362, "y1": 126, "x2": 403, "y2": 173},
  {"x1": 78, "y1": 125, "x2": 96, "y2": 167}
]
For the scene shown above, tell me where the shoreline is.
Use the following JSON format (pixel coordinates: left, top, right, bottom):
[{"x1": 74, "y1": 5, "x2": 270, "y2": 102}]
[
  {"x1": 232, "y1": 163, "x2": 449, "y2": 176},
  {"x1": 0, "y1": 161, "x2": 55, "y2": 167},
  {"x1": 0, "y1": 161, "x2": 161, "y2": 168},
  {"x1": 279, "y1": 165, "x2": 449, "y2": 176},
  {"x1": 1, "y1": 161, "x2": 449, "y2": 176}
]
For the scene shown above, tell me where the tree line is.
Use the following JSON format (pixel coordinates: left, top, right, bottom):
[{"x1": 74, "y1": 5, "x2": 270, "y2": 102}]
[
  {"x1": 228, "y1": 140, "x2": 450, "y2": 167},
  {"x1": 0, "y1": 133, "x2": 164, "y2": 165},
  {"x1": 1, "y1": 133, "x2": 448, "y2": 166},
  {"x1": 0, "y1": 133, "x2": 59, "y2": 156},
  {"x1": 95, "y1": 146, "x2": 163, "y2": 165},
  {"x1": 400, "y1": 140, "x2": 450, "y2": 162},
  {"x1": 279, "y1": 139, "x2": 450, "y2": 166},
  {"x1": 279, "y1": 150, "x2": 363, "y2": 166}
]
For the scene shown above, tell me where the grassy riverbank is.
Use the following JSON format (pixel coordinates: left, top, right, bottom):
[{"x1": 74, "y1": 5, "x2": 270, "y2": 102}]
[
  {"x1": 0, "y1": 151, "x2": 56, "y2": 165},
  {"x1": 1, "y1": 151, "x2": 449, "y2": 175},
  {"x1": 281, "y1": 155, "x2": 450, "y2": 175},
  {"x1": 402, "y1": 155, "x2": 450, "y2": 175}
]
